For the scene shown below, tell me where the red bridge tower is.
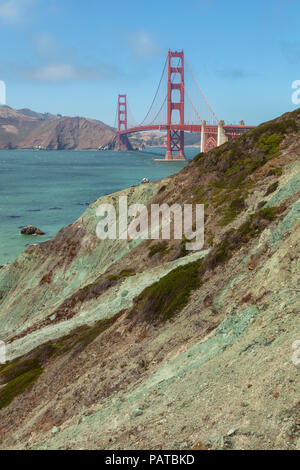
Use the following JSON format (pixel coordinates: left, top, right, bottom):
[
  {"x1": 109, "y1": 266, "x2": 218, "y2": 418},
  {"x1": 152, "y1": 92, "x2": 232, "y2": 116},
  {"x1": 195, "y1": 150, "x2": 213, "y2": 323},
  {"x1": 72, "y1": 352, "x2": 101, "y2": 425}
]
[
  {"x1": 117, "y1": 94, "x2": 127, "y2": 151},
  {"x1": 166, "y1": 50, "x2": 186, "y2": 161}
]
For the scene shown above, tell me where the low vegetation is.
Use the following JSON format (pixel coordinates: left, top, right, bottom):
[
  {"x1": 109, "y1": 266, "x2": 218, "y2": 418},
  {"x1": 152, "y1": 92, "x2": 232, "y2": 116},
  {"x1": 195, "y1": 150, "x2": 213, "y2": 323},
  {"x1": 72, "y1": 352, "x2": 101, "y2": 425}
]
[
  {"x1": 129, "y1": 206, "x2": 280, "y2": 325},
  {"x1": 107, "y1": 269, "x2": 135, "y2": 280},
  {"x1": 0, "y1": 362, "x2": 43, "y2": 410},
  {"x1": 0, "y1": 314, "x2": 121, "y2": 410},
  {"x1": 265, "y1": 181, "x2": 279, "y2": 196},
  {"x1": 218, "y1": 197, "x2": 246, "y2": 226},
  {"x1": 128, "y1": 261, "x2": 202, "y2": 323},
  {"x1": 206, "y1": 207, "x2": 277, "y2": 270},
  {"x1": 191, "y1": 115, "x2": 297, "y2": 226},
  {"x1": 148, "y1": 241, "x2": 171, "y2": 258}
]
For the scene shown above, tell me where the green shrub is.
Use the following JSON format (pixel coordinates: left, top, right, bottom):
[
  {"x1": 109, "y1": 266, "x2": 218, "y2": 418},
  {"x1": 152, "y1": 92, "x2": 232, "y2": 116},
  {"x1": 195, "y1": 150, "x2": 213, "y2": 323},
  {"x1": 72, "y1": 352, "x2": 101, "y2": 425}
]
[
  {"x1": 148, "y1": 241, "x2": 171, "y2": 258},
  {"x1": 0, "y1": 358, "x2": 41, "y2": 383},
  {"x1": 119, "y1": 269, "x2": 135, "y2": 278},
  {"x1": 0, "y1": 313, "x2": 122, "y2": 410},
  {"x1": 219, "y1": 197, "x2": 246, "y2": 225},
  {"x1": 267, "y1": 167, "x2": 282, "y2": 177},
  {"x1": 0, "y1": 367, "x2": 43, "y2": 410},
  {"x1": 129, "y1": 261, "x2": 202, "y2": 323},
  {"x1": 0, "y1": 360, "x2": 43, "y2": 410},
  {"x1": 129, "y1": 205, "x2": 280, "y2": 325},
  {"x1": 257, "y1": 133, "x2": 282, "y2": 158},
  {"x1": 257, "y1": 200, "x2": 267, "y2": 210},
  {"x1": 207, "y1": 207, "x2": 277, "y2": 270},
  {"x1": 256, "y1": 207, "x2": 277, "y2": 221},
  {"x1": 265, "y1": 181, "x2": 279, "y2": 196}
]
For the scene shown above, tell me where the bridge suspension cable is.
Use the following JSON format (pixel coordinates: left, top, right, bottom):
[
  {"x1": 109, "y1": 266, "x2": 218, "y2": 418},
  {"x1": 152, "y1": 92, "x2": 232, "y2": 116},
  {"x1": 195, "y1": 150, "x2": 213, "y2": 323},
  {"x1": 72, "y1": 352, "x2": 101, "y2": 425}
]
[
  {"x1": 185, "y1": 55, "x2": 219, "y2": 123},
  {"x1": 113, "y1": 104, "x2": 118, "y2": 129},
  {"x1": 183, "y1": 83, "x2": 203, "y2": 124},
  {"x1": 165, "y1": 63, "x2": 203, "y2": 124},
  {"x1": 127, "y1": 100, "x2": 139, "y2": 127},
  {"x1": 148, "y1": 56, "x2": 183, "y2": 126},
  {"x1": 138, "y1": 56, "x2": 168, "y2": 126},
  {"x1": 148, "y1": 95, "x2": 167, "y2": 125}
]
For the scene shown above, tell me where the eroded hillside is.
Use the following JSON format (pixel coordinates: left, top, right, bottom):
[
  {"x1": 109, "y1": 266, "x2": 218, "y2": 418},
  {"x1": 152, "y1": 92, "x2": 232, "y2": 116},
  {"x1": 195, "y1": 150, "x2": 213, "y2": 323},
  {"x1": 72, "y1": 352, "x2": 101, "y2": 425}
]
[
  {"x1": 0, "y1": 109, "x2": 299, "y2": 450},
  {"x1": 0, "y1": 106, "x2": 115, "y2": 150}
]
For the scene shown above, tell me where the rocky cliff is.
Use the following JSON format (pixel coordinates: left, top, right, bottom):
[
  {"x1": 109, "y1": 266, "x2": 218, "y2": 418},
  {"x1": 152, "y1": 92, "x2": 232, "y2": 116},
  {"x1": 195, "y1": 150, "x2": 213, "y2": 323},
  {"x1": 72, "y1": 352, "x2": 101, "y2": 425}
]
[{"x1": 0, "y1": 109, "x2": 299, "y2": 450}]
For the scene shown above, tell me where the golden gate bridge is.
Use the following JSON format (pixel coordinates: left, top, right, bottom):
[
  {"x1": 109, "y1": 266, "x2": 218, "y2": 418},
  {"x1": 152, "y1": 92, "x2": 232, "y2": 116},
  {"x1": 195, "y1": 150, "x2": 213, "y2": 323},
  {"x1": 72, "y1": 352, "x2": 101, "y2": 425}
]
[{"x1": 113, "y1": 50, "x2": 255, "y2": 161}]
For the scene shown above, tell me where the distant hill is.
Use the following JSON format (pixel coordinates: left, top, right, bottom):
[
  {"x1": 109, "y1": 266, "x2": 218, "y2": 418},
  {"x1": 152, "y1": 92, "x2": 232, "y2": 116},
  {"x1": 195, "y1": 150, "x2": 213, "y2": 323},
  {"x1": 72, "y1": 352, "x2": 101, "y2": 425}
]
[
  {"x1": 0, "y1": 106, "x2": 115, "y2": 150},
  {"x1": 17, "y1": 108, "x2": 59, "y2": 121}
]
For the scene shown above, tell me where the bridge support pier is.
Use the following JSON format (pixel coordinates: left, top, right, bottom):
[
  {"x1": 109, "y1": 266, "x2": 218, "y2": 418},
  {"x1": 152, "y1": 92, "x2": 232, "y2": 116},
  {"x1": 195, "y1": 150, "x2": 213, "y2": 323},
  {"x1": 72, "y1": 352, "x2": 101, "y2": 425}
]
[
  {"x1": 217, "y1": 120, "x2": 228, "y2": 146},
  {"x1": 116, "y1": 133, "x2": 131, "y2": 151},
  {"x1": 200, "y1": 120, "x2": 229, "y2": 153},
  {"x1": 200, "y1": 121, "x2": 206, "y2": 153},
  {"x1": 166, "y1": 130, "x2": 185, "y2": 160}
]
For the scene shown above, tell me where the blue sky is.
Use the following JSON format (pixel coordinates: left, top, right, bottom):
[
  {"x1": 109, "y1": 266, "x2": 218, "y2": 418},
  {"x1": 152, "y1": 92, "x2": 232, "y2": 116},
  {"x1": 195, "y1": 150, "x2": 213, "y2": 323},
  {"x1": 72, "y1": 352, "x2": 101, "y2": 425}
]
[{"x1": 0, "y1": 0, "x2": 299, "y2": 126}]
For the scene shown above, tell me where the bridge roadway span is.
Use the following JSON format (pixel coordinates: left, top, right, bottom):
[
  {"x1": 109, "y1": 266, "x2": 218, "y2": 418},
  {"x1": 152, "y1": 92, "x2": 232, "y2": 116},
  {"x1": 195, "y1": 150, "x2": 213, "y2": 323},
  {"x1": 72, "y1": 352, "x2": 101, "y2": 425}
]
[{"x1": 119, "y1": 124, "x2": 255, "y2": 137}]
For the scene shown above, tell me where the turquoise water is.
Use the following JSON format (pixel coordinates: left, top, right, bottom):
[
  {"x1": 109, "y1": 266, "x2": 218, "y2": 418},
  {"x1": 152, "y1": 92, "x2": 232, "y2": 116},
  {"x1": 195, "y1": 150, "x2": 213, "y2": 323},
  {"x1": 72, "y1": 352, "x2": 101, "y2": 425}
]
[{"x1": 0, "y1": 148, "x2": 197, "y2": 264}]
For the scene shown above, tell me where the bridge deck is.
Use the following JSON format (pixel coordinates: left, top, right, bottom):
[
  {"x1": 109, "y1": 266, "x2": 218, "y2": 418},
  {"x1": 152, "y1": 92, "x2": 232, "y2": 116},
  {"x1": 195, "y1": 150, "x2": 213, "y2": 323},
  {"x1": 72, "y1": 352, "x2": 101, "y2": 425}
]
[{"x1": 119, "y1": 124, "x2": 255, "y2": 136}]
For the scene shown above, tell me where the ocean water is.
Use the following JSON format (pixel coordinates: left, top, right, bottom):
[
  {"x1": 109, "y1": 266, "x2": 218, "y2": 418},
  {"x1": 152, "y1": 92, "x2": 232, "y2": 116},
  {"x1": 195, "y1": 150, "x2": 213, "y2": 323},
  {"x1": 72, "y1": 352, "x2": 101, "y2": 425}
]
[{"x1": 0, "y1": 148, "x2": 198, "y2": 264}]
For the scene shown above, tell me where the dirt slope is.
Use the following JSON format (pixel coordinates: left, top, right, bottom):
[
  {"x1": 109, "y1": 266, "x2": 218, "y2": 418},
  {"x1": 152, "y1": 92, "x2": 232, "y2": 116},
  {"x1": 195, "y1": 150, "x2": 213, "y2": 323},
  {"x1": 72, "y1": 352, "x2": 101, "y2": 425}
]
[{"x1": 0, "y1": 109, "x2": 299, "y2": 450}]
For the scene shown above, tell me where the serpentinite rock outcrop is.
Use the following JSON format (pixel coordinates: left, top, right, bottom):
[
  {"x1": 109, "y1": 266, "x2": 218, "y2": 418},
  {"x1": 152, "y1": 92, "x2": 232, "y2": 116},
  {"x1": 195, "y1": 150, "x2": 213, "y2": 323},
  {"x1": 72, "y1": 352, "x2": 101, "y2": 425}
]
[{"x1": 0, "y1": 108, "x2": 299, "y2": 450}]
